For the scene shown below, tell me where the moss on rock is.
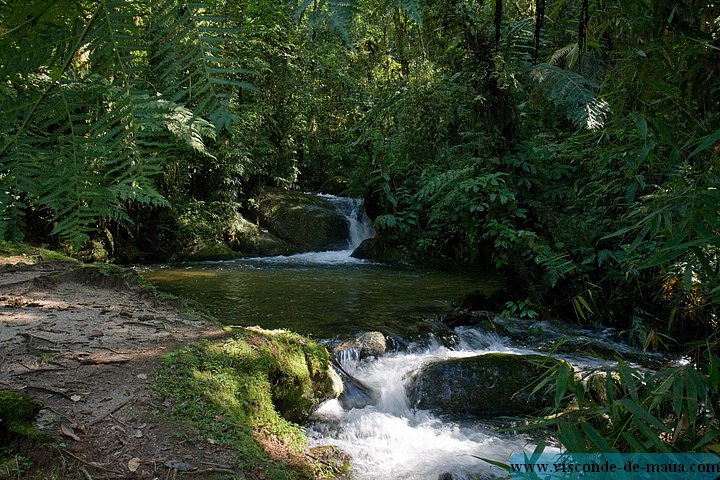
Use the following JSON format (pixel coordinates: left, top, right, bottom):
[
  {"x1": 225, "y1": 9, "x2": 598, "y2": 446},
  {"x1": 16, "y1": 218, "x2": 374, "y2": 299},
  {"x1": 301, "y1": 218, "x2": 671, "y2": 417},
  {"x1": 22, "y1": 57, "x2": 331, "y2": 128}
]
[
  {"x1": 406, "y1": 354, "x2": 571, "y2": 417},
  {"x1": 154, "y1": 327, "x2": 340, "y2": 479},
  {"x1": 175, "y1": 238, "x2": 238, "y2": 261},
  {"x1": 227, "y1": 214, "x2": 296, "y2": 257},
  {"x1": 257, "y1": 189, "x2": 349, "y2": 252},
  {"x1": 0, "y1": 390, "x2": 42, "y2": 443}
]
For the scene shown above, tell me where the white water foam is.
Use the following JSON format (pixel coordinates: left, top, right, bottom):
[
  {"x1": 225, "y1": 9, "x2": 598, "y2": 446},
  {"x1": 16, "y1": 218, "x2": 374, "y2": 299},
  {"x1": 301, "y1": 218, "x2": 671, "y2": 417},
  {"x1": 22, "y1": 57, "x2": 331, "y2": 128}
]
[
  {"x1": 321, "y1": 195, "x2": 376, "y2": 250},
  {"x1": 307, "y1": 331, "x2": 560, "y2": 480}
]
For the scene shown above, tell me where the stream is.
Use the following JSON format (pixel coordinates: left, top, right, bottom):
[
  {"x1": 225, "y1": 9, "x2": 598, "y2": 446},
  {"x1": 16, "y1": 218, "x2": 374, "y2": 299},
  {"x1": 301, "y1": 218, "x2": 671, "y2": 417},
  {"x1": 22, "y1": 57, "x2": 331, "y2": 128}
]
[{"x1": 141, "y1": 195, "x2": 644, "y2": 480}]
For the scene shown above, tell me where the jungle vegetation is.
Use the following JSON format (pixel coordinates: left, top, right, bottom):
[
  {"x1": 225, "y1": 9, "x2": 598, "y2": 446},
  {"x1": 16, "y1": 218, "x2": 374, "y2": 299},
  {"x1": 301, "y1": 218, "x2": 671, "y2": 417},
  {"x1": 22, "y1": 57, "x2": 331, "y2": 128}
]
[
  {"x1": 1, "y1": 0, "x2": 719, "y2": 434},
  {"x1": 1, "y1": 0, "x2": 719, "y2": 463}
]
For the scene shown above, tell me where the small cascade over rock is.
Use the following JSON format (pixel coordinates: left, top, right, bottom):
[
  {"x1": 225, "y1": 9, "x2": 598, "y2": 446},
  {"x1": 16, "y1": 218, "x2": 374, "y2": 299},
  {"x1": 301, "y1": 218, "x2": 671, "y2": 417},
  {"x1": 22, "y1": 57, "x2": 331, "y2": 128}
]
[
  {"x1": 307, "y1": 329, "x2": 552, "y2": 480},
  {"x1": 319, "y1": 194, "x2": 375, "y2": 250},
  {"x1": 254, "y1": 189, "x2": 374, "y2": 256}
]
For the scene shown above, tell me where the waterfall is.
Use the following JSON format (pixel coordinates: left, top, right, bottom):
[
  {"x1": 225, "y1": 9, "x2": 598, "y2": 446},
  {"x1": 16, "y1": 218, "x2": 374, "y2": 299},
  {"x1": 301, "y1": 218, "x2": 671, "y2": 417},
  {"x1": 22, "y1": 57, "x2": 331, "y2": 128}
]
[
  {"x1": 245, "y1": 195, "x2": 374, "y2": 265},
  {"x1": 320, "y1": 194, "x2": 375, "y2": 250}
]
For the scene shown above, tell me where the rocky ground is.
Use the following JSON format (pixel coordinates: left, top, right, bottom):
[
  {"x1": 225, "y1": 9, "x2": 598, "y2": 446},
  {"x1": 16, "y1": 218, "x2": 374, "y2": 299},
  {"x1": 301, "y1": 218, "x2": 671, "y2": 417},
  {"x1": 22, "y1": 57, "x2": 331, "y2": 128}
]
[{"x1": 0, "y1": 257, "x2": 245, "y2": 479}]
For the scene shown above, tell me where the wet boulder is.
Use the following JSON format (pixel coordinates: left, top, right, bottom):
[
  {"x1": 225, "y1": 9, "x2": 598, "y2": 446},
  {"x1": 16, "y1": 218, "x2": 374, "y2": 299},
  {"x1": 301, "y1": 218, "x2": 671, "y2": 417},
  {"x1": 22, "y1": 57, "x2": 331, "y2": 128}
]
[
  {"x1": 332, "y1": 364, "x2": 380, "y2": 410},
  {"x1": 349, "y1": 234, "x2": 414, "y2": 265},
  {"x1": 174, "y1": 238, "x2": 238, "y2": 261},
  {"x1": 333, "y1": 331, "x2": 388, "y2": 361},
  {"x1": 331, "y1": 332, "x2": 388, "y2": 409},
  {"x1": 226, "y1": 213, "x2": 296, "y2": 256},
  {"x1": 257, "y1": 189, "x2": 349, "y2": 252},
  {"x1": 350, "y1": 238, "x2": 373, "y2": 260},
  {"x1": 406, "y1": 354, "x2": 570, "y2": 417}
]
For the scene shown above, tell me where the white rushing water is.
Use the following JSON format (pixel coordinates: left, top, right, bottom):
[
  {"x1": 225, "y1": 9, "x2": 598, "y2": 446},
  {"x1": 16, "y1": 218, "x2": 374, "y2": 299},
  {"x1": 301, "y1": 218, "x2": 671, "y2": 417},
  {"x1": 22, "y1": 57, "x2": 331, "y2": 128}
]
[
  {"x1": 306, "y1": 329, "x2": 560, "y2": 480},
  {"x1": 318, "y1": 194, "x2": 376, "y2": 251}
]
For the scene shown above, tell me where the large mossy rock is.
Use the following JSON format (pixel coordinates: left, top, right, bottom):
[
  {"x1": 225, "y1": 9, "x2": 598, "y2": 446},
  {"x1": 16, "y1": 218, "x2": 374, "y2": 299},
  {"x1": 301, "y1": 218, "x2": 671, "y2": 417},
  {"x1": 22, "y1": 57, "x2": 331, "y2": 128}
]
[
  {"x1": 226, "y1": 213, "x2": 296, "y2": 256},
  {"x1": 174, "y1": 238, "x2": 238, "y2": 262},
  {"x1": 257, "y1": 189, "x2": 349, "y2": 252},
  {"x1": 156, "y1": 327, "x2": 340, "y2": 426},
  {"x1": 154, "y1": 327, "x2": 342, "y2": 477},
  {"x1": 406, "y1": 354, "x2": 570, "y2": 417}
]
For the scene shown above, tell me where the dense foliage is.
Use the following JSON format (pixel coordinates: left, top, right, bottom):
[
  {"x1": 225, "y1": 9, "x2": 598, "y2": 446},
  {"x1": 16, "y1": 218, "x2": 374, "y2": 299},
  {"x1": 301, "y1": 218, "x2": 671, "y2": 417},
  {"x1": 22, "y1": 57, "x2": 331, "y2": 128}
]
[{"x1": 1, "y1": 0, "x2": 719, "y2": 346}]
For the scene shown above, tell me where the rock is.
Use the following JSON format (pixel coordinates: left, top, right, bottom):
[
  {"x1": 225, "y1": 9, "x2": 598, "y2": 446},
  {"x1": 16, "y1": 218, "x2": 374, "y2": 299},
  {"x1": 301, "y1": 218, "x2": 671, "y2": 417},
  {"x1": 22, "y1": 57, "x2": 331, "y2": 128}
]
[
  {"x1": 350, "y1": 238, "x2": 373, "y2": 259},
  {"x1": 257, "y1": 189, "x2": 349, "y2": 251},
  {"x1": 226, "y1": 213, "x2": 296, "y2": 256},
  {"x1": 330, "y1": 332, "x2": 388, "y2": 409},
  {"x1": 584, "y1": 371, "x2": 621, "y2": 406},
  {"x1": 174, "y1": 238, "x2": 237, "y2": 262},
  {"x1": 406, "y1": 354, "x2": 571, "y2": 417},
  {"x1": 438, "y1": 309, "x2": 496, "y2": 329},
  {"x1": 333, "y1": 331, "x2": 388, "y2": 361},
  {"x1": 332, "y1": 361, "x2": 379, "y2": 409},
  {"x1": 349, "y1": 235, "x2": 413, "y2": 264}
]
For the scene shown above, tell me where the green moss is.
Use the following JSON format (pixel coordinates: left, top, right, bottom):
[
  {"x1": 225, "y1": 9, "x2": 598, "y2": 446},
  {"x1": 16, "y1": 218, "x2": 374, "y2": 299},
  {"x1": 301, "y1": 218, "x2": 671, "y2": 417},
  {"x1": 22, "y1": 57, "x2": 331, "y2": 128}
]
[
  {"x1": 175, "y1": 238, "x2": 238, "y2": 261},
  {"x1": 0, "y1": 390, "x2": 42, "y2": 442},
  {"x1": 153, "y1": 327, "x2": 338, "y2": 480},
  {"x1": 0, "y1": 241, "x2": 77, "y2": 264},
  {"x1": 408, "y1": 354, "x2": 572, "y2": 417}
]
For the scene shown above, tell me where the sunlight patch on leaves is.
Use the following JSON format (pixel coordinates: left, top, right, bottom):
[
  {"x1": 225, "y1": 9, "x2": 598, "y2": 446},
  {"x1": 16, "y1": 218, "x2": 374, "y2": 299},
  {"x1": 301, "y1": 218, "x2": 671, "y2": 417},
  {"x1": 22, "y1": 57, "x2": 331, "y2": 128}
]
[{"x1": 529, "y1": 62, "x2": 611, "y2": 130}]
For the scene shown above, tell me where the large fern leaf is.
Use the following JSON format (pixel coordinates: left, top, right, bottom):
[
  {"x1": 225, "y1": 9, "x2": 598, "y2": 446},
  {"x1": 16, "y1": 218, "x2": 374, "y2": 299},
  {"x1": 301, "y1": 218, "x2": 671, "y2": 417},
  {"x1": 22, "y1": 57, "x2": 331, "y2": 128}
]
[
  {"x1": 0, "y1": 0, "x2": 246, "y2": 247},
  {"x1": 528, "y1": 62, "x2": 611, "y2": 130}
]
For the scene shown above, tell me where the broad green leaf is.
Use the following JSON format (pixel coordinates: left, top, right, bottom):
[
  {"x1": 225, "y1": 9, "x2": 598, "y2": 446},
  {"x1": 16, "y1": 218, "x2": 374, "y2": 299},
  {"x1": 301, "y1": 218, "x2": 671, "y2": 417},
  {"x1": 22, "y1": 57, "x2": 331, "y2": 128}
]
[
  {"x1": 618, "y1": 399, "x2": 670, "y2": 432},
  {"x1": 581, "y1": 422, "x2": 616, "y2": 452}
]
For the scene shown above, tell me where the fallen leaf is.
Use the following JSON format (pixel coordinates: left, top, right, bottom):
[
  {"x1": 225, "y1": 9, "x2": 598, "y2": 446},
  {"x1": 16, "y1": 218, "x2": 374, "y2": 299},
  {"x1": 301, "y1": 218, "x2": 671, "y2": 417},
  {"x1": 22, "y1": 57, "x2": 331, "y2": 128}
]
[
  {"x1": 61, "y1": 424, "x2": 81, "y2": 441},
  {"x1": 128, "y1": 457, "x2": 141, "y2": 472},
  {"x1": 136, "y1": 373, "x2": 147, "y2": 380},
  {"x1": 111, "y1": 425, "x2": 126, "y2": 434},
  {"x1": 133, "y1": 429, "x2": 143, "y2": 438},
  {"x1": 70, "y1": 394, "x2": 82, "y2": 402}
]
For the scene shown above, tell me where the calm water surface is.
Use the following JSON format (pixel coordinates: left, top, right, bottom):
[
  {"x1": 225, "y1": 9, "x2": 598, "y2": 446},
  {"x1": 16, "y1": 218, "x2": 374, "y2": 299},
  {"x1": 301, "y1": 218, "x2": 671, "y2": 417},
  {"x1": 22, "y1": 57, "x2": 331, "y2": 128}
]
[{"x1": 141, "y1": 254, "x2": 501, "y2": 340}]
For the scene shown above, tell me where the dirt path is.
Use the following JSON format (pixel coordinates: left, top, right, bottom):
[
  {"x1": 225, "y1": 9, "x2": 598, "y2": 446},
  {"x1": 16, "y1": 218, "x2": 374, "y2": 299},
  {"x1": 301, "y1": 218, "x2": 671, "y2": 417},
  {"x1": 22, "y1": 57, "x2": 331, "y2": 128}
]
[{"x1": 0, "y1": 259, "x2": 242, "y2": 479}]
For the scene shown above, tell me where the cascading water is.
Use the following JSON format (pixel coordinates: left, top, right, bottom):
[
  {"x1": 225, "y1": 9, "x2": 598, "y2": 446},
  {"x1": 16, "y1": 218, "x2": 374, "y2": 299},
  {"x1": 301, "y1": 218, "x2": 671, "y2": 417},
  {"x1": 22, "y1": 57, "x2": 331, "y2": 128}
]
[
  {"x1": 306, "y1": 329, "x2": 562, "y2": 480},
  {"x1": 145, "y1": 193, "x2": 659, "y2": 478},
  {"x1": 319, "y1": 194, "x2": 375, "y2": 251},
  {"x1": 145, "y1": 193, "x2": 670, "y2": 479},
  {"x1": 248, "y1": 194, "x2": 375, "y2": 265}
]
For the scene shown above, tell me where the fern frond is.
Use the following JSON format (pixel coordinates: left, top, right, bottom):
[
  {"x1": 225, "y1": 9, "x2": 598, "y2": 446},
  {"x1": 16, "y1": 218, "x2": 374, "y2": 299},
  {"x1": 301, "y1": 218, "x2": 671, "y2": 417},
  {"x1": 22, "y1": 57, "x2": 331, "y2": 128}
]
[
  {"x1": 528, "y1": 62, "x2": 611, "y2": 130},
  {"x1": 416, "y1": 166, "x2": 474, "y2": 203},
  {"x1": 0, "y1": 0, "x2": 241, "y2": 246},
  {"x1": 502, "y1": 18, "x2": 536, "y2": 64},
  {"x1": 147, "y1": 0, "x2": 253, "y2": 131},
  {"x1": 548, "y1": 44, "x2": 578, "y2": 68}
]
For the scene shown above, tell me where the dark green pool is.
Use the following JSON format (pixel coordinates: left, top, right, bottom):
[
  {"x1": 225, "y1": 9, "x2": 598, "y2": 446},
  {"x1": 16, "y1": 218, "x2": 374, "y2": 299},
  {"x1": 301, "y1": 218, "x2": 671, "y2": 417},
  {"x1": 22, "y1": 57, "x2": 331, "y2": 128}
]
[{"x1": 141, "y1": 253, "x2": 500, "y2": 340}]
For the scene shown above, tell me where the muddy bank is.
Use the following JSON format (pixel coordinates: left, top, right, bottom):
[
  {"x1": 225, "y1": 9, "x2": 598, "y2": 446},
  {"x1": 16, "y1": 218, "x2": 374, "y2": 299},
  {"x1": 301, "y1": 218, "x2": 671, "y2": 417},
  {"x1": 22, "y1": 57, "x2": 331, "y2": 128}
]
[{"x1": 0, "y1": 257, "x2": 245, "y2": 479}]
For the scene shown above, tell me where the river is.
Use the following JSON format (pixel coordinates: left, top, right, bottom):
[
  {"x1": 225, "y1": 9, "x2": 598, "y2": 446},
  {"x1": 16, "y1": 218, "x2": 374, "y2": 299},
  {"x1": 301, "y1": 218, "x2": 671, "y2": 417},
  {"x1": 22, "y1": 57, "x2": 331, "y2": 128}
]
[{"x1": 142, "y1": 196, "x2": 564, "y2": 480}]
